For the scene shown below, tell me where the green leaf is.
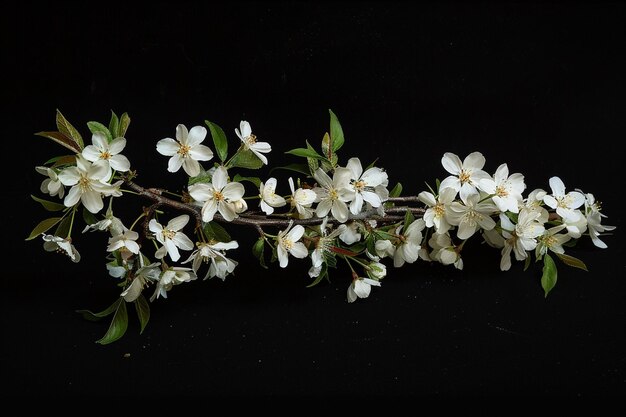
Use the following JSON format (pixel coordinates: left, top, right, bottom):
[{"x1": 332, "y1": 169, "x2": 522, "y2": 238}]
[
  {"x1": 541, "y1": 253, "x2": 558, "y2": 298},
  {"x1": 555, "y1": 253, "x2": 588, "y2": 271},
  {"x1": 51, "y1": 155, "x2": 77, "y2": 168},
  {"x1": 435, "y1": 178, "x2": 441, "y2": 192},
  {"x1": 285, "y1": 147, "x2": 326, "y2": 160},
  {"x1": 96, "y1": 299, "x2": 128, "y2": 345},
  {"x1": 233, "y1": 174, "x2": 261, "y2": 188},
  {"x1": 118, "y1": 112, "x2": 131, "y2": 137},
  {"x1": 252, "y1": 238, "x2": 268, "y2": 269},
  {"x1": 329, "y1": 109, "x2": 345, "y2": 152},
  {"x1": 324, "y1": 251, "x2": 338, "y2": 268},
  {"x1": 307, "y1": 263, "x2": 329, "y2": 288},
  {"x1": 54, "y1": 216, "x2": 72, "y2": 238},
  {"x1": 366, "y1": 235, "x2": 376, "y2": 256},
  {"x1": 230, "y1": 149, "x2": 264, "y2": 169},
  {"x1": 31, "y1": 195, "x2": 66, "y2": 211},
  {"x1": 204, "y1": 221, "x2": 231, "y2": 242},
  {"x1": 321, "y1": 132, "x2": 332, "y2": 159},
  {"x1": 25, "y1": 217, "x2": 63, "y2": 240},
  {"x1": 87, "y1": 121, "x2": 113, "y2": 142},
  {"x1": 55, "y1": 109, "x2": 83, "y2": 149},
  {"x1": 402, "y1": 209, "x2": 415, "y2": 234},
  {"x1": 188, "y1": 167, "x2": 213, "y2": 186},
  {"x1": 82, "y1": 207, "x2": 98, "y2": 225},
  {"x1": 206, "y1": 120, "x2": 228, "y2": 162},
  {"x1": 35, "y1": 131, "x2": 81, "y2": 154},
  {"x1": 134, "y1": 294, "x2": 150, "y2": 334},
  {"x1": 389, "y1": 183, "x2": 403, "y2": 198},
  {"x1": 109, "y1": 111, "x2": 120, "y2": 138},
  {"x1": 270, "y1": 163, "x2": 311, "y2": 177},
  {"x1": 76, "y1": 298, "x2": 121, "y2": 322},
  {"x1": 523, "y1": 254, "x2": 531, "y2": 271}
]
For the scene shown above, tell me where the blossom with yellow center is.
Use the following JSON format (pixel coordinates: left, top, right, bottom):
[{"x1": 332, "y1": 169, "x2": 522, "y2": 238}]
[
  {"x1": 187, "y1": 166, "x2": 245, "y2": 222},
  {"x1": 82, "y1": 132, "x2": 131, "y2": 180},
  {"x1": 235, "y1": 120, "x2": 272, "y2": 165},
  {"x1": 157, "y1": 124, "x2": 214, "y2": 177},
  {"x1": 439, "y1": 151, "x2": 490, "y2": 201},
  {"x1": 148, "y1": 214, "x2": 194, "y2": 262}
]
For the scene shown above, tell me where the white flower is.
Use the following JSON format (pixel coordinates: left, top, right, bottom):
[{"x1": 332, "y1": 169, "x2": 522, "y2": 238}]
[
  {"x1": 235, "y1": 120, "x2": 271, "y2": 164},
  {"x1": 149, "y1": 215, "x2": 194, "y2": 262},
  {"x1": 375, "y1": 239, "x2": 396, "y2": 259},
  {"x1": 35, "y1": 166, "x2": 64, "y2": 198},
  {"x1": 120, "y1": 262, "x2": 161, "y2": 302},
  {"x1": 535, "y1": 226, "x2": 571, "y2": 258},
  {"x1": 82, "y1": 212, "x2": 127, "y2": 236},
  {"x1": 439, "y1": 151, "x2": 490, "y2": 201},
  {"x1": 339, "y1": 221, "x2": 362, "y2": 245},
  {"x1": 428, "y1": 232, "x2": 463, "y2": 270},
  {"x1": 582, "y1": 193, "x2": 615, "y2": 249},
  {"x1": 394, "y1": 219, "x2": 426, "y2": 267},
  {"x1": 418, "y1": 187, "x2": 456, "y2": 234},
  {"x1": 182, "y1": 240, "x2": 239, "y2": 280},
  {"x1": 499, "y1": 209, "x2": 546, "y2": 271},
  {"x1": 344, "y1": 157, "x2": 389, "y2": 214},
  {"x1": 543, "y1": 177, "x2": 585, "y2": 222},
  {"x1": 276, "y1": 221, "x2": 308, "y2": 268},
  {"x1": 367, "y1": 261, "x2": 387, "y2": 280},
  {"x1": 347, "y1": 277, "x2": 381, "y2": 303},
  {"x1": 82, "y1": 132, "x2": 131, "y2": 179},
  {"x1": 288, "y1": 177, "x2": 316, "y2": 219},
  {"x1": 150, "y1": 267, "x2": 197, "y2": 301},
  {"x1": 563, "y1": 215, "x2": 588, "y2": 239},
  {"x1": 156, "y1": 124, "x2": 214, "y2": 177},
  {"x1": 258, "y1": 177, "x2": 286, "y2": 215},
  {"x1": 479, "y1": 163, "x2": 526, "y2": 213},
  {"x1": 58, "y1": 155, "x2": 119, "y2": 214},
  {"x1": 42, "y1": 234, "x2": 80, "y2": 262},
  {"x1": 313, "y1": 167, "x2": 354, "y2": 223},
  {"x1": 310, "y1": 217, "x2": 346, "y2": 268},
  {"x1": 447, "y1": 193, "x2": 496, "y2": 240},
  {"x1": 107, "y1": 230, "x2": 140, "y2": 254},
  {"x1": 188, "y1": 166, "x2": 245, "y2": 222}
]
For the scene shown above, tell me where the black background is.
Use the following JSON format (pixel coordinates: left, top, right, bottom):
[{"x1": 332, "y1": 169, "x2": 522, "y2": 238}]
[{"x1": 3, "y1": 2, "x2": 625, "y2": 397}]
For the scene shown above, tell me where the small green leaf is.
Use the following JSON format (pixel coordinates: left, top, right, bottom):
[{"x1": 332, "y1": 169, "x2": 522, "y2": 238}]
[
  {"x1": 329, "y1": 109, "x2": 345, "y2": 152},
  {"x1": 26, "y1": 217, "x2": 63, "y2": 240},
  {"x1": 96, "y1": 299, "x2": 128, "y2": 345},
  {"x1": 109, "y1": 111, "x2": 120, "y2": 138},
  {"x1": 205, "y1": 120, "x2": 228, "y2": 162},
  {"x1": 307, "y1": 263, "x2": 329, "y2": 287},
  {"x1": 366, "y1": 235, "x2": 377, "y2": 256},
  {"x1": 252, "y1": 238, "x2": 267, "y2": 269},
  {"x1": 204, "y1": 221, "x2": 231, "y2": 242},
  {"x1": 389, "y1": 183, "x2": 403, "y2": 198},
  {"x1": 44, "y1": 155, "x2": 74, "y2": 165},
  {"x1": 55, "y1": 109, "x2": 83, "y2": 149},
  {"x1": 285, "y1": 147, "x2": 326, "y2": 160},
  {"x1": 134, "y1": 294, "x2": 150, "y2": 334},
  {"x1": 233, "y1": 174, "x2": 261, "y2": 188},
  {"x1": 324, "y1": 251, "x2": 338, "y2": 268},
  {"x1": 82, "y1": 207, "x2": 98, "y2": 225},
  {"x1": 402, "y1": 209, "x2": 415, "y2": 234},
  {"x1": 35, "y1": 131, "x2": 81, "y2": 154},
  {"x1": 505, "y1": 211, "x2": 519, "y2": 224},
  {"x1": 555, "y1": 253, "x2": 588, "y2": 271},
  {"x1": 54, "y1": 216, "x2": 72, "y2": 238},
  {"x1": 230, "y1": 149, "x2": 264, "y2": 169},
  {"x1": 87, "y1": 121, "x2": 113, "y2": 142},
  {"x1": 321, "y1": 132, "x2": 332, "y2": 159},
  {"x1": 269, "y1": 163, "x2": 311, "y2": 177},
  {"x1": 435, "y1": 178, "x2": 441, "y2": 192},
  {"x1": 523, "y1": 254, "x2": 531, "y2": 271},
  {"x1": 31, "y1": 195, "x2": 66, "y2": 211},
  {"x1": 188, "y1": 166, "x2": 213, "y2": 186},
  {"x1": 118, "y1": 112, "x2": 131, "y2": 137},
  {"x1": 541, "y1": 253, "x2": 558, "y2": 298},
  {"x1": 76, "y1": 298, "x2": 121, "y2": 322}
]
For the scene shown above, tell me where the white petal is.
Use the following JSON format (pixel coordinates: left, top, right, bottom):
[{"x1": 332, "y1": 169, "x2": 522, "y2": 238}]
[
  {"x1": 81, "y1": 190, "x2": 104, "y2": 213},
  {"x1": 239, "y1": 121, "x2": 251, "y2": 139},
  {"x1": 173, "y1": 232, "x2": 194, "y2": 250},
  {"x1": 175, "y1": 124, "x2": 189, "y2": 143},
  {"x1": 212, "y1": 166, "x2": 228, "y2": 190},
  {"x1": 82, "y1": 145, "x2": 101, "y2": 162},
  {"x1": 186, "y1": 126, "x2": 207, "y2": 147},
  {"x1": 108, "y1": 137, "x2": 126, "y2": 154},
  {"x1": 165, "y1": 240, "x2": 181, "y2": 261},
  {"x1": 125, "y1": 240, "x2": 140, "y2": 254},
  {"x1": 568, "y1": 191, "x2": 585, "y2": 209},
  {"x1": 463, "y1": 151, "x2": 485, "y2": 170},
  {"x1": 289, "y1": 242, "x2": 308, "y2": 259},
  {"x1": 439, "y1": 176, "x2": 460, "y2": 192},
  {"x1": 251, "y1": 149, "x2": 268, "y2": 165},
  {"x1": 478, "y1": 178, "x2": 496, "y2": 194},
  {"x1": 109, "y1": 154, "x2": 131, "y2": 172},
  {"x1": 222, "y1": 182, "x2": 245, "y2": 201},
  {"x1": 251, "y1": 141, "x2": 271, "y2": 154},
  {"x1": 260, "y1": 200, "x2": 274, "y2": 215},
  {"x1": 543, "y1": 195, "x2": 558, "y2": 209},
  {"x1": 277, "y1": 245, "x2": 289, "y2": 268},
  {"x1": 189, "y1": 144, "x2": 214, "y2": 161},
  {"x1": 345, "y1": 157, "x2": 363, "y2": 179},
  {"x1": 212, "y1": 241, "x2": 239, "y2": 251},
  {"x1": 91, "y1": 132, "x2": 108, "y2": 150},
  {"x1": 188, "y1": 183, "x2": 213, "y2": 202},
  {"x1": 333, "y1": 168, "x2": 352, "y2": 188},
  {"x1": 493, "y1": 163, "x2": 509, "y2": 183},
  {"x1": 58, "y1": 167, "x2": 80, "y2": 186},
  {"x1": 218, "y1": 201, "x2": 237, "y2": 222},
  {"x1": 121, "y1": 278, "x2": 143, "y2": 302},
  {"x1": 418, "y1": 191, "x2": 436, "y2": 207},
  {"x1": 168, "y1": 154, "x2": 184, "y2": 173},
  {"x1": 361, "y1": 190, "x2": 381, "y2": 208},
  {"x1": 347, "y1": 285, "x2": 358, "y2": 303},
  {"x1": 350, "y1": 192, "x2": 363, "y2": 215},
  {"x1": 166, "y1": 215, "x2": 189, "y2": 232},
  {"x1": 332, "y1": 200, "x2": 350, "y2": 223},
  {"x1": 316, "y1": 199, "x2": 332, "y2": 217},
  {"x1": 154, "y1": 245, "x2": 167, "y2": 259},
  {"x1": 401, "y1": 243, "x2": 419, "y2": 263},
  {"x1": 156, "y1": 138, "x2": 180, "y2": 156},
  {"x1": 441, "y1": 152, "x2": 462, "y2": 175},
  {"x1": 353, "y1": 280, "x2": 371, "y2": 298},
  {"x1": 548, "y1": 176, "x2": 566, "y2": 197},
  {"x1": 287, "y1": 224, "x2": 305, "y2": 242},
  {"x1": 182, "y1": 158, "x2": 201, "y2": 177},
  {"x1": 313, "y1": 168, "x2": 333, "y2": 189},
  {"x1": 459, "y1": 182, "x2": 478, "y2": 202},
  {"x1": 457, "y1": 220, "x2": 476, "y2": 240},
  {"x1": 288, "y1": 177, "x2": 295, "y2": 193},
  {"x1": 202, "y1": 199, "x2": 218, "y2": 222},
  {"x1": 361, "y1": 167, "x2": 387, "y2": 187}
]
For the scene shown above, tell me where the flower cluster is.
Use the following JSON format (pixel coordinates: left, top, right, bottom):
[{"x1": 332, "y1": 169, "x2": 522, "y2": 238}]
[{"x1": 28, "y1": 110, "x2": 615, "y2": 344}]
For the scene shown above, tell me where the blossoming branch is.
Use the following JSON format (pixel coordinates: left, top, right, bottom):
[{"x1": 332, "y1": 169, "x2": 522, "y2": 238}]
[{"x1": 28, "y1": 110, "x2": 615, "y2": 344}]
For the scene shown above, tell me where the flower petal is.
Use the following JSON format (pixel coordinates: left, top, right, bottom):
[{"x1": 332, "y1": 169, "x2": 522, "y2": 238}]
[
  {"x1": 277, "y1": 245, "x2": 289, "y2": 268},
  {"x1": 108, "y1": 137, "x2": 126, "y2": 154},
  {"x1": 222, "y1": 182, "x2": 245, "y2": 201},
  {"x1": 156, "y1": 138, "x2": 180, "y2": 156},
  {"x1": 167, "y1": 214, "x2": 190, "y2": 231},
  {"x1": 188, "y1": 183, "x2": 213, "y2": 203},
  {"x1": 182, "y1": 158, "x2": 201, "y2": 177},
  {"x1": 441, "y1": 152, "x2": 462, "y2": 175},
  {"x1": 287, "y1": 224, "x2": 305, "y2": 242},
  {"x1": 361, "y1": 167, "x2": 387, "y2": 187},
  {"x1": 289, "y1": 242, "x2": 308, "y2": 259},
  {"x1": 251, "y1": 149, "x2": 268, "y2": 165},
  {"x1": 186, "y1": 126, "x2": 207, "y2": 146},
  {"x1": 353, "y1": 279, "x2": 372, "y2": 298},
  {"x1": 201, "y1": 199, "x2": 218, "y2": 222},
  {"x1": 58, "y1": 167, "x2": 80, "y2": 186},
  {"x1": 82, "y1": 145, "x2": 101, "y2": 162},
  {"x1": 332, "y1": 200, "x2": 350, "y2": 223},
  {"x1": 189, "y1": 144, "x2": 214, "y2": 161},
  {"x1": 463, "y1": 151, "x2": 485, "y2": 170},
  {"x1": 218, "y1": 201, "x2": 237, "y2": 221},
  {"x1": 81, "y1": 190, "x2": 104, "y2": 213},
  {"x1": 212, "y1": 166, "x2": 228, "y2": 190},
  {"x1": 109, "y1": 154, "x2": 131, "y2": 172},
  {"x1": 313, "y1": 168, "x2": 333, "y2": 189},
  {"x1": 165, "y1": 240, "x2": 180, "y2": 261},
  {"x1": 548, "y1": 176, "x2": 566, "y2": 197},
  {"x1": 173, "y1": 232, "x2": 194, "y2": 251},
  {"x1": 168, "y1": 154, "x2": 184, "y2": 173},
  {"x1": 175, "y1": 124, "x2": 189, "y2": 143},
  {"x1": 346, "y1": 157, "x2": 363, "y2": 179},
  {"x1": 239, "y1": 121, "x2": 251, "y2": 139}
]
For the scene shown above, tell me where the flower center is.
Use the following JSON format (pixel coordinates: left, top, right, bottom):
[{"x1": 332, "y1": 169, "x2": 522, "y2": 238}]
[
  {"x1": 78, "y1": 174, "x2": 93, "y2": 192},
  {"x1": 434, "y1": 202, "x2": 445, "y2": 218},
  {"x1": 213, "y1": 190, "x2": 225, "y2": 202},
  {"x1": 543, "y1": 234, "x2": 557, "y2": 248},
  {"x1": 464, "y1": 209, "x2": 482, "y2": 225},
  {"x1": 100, "y1": 151, "x2": 112, "y2": 160},
  {"x1": 244, "y1": 134, "x2": 257, "y2": 148},
  {"x1": 162, "y1": 229, "x2": 176, "y2": 240},
  {"x1": 281, "y1": 237, "x2": 293, "y2": 251},
  {"x1": 495, "y1": 184, "x2": 508, "y2": 197},
  {"x1": 353, "y1": 180, "x2": 366, "y2": 191},
  {"x1": 557, "y1": 195, "x2": 572, "y2": 209},
  {"x1": 178, "y1": 144, "x2": 192, "y2": 157},
  {"x1": 459, "y1": 169, "x2": 471, "y2": 184},
  {"x1": 328, "y1": 188, "x2": 339, "y2": 201}
]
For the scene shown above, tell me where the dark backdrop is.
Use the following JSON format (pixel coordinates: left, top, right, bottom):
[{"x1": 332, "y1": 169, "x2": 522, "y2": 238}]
[{"x1": 3, "y1": 2, "x2": 625, "y2": 397}]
